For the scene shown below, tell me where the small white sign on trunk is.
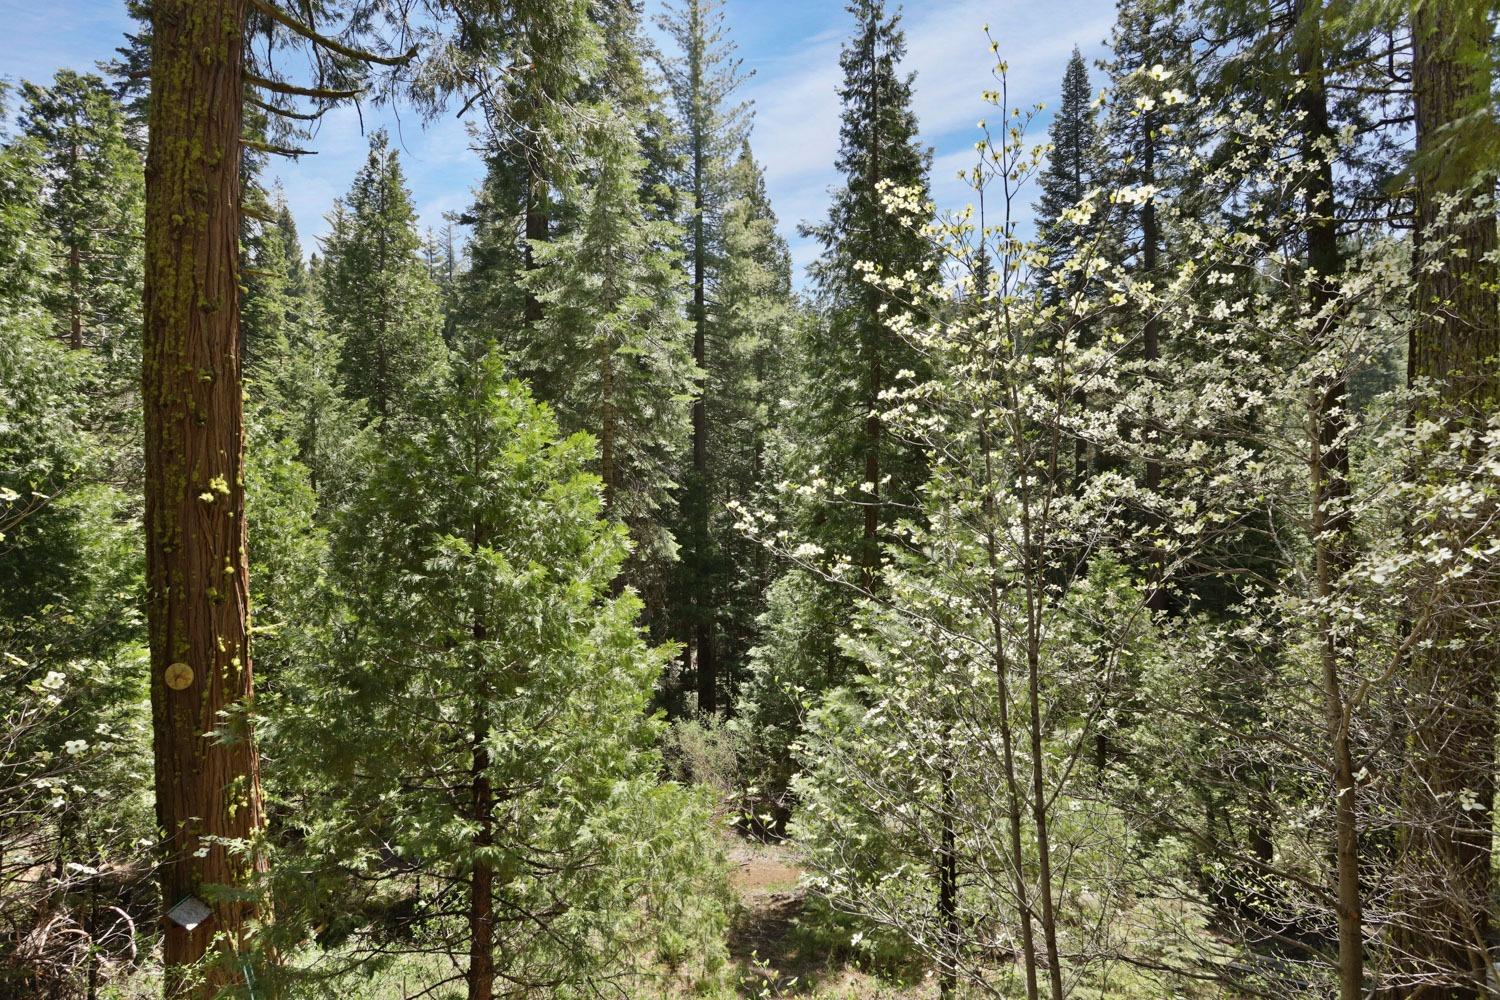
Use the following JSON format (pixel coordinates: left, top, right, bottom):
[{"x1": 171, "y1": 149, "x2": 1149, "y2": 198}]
[{"x1": 166, "y1": 895, "x2": 212, "y2": 931}]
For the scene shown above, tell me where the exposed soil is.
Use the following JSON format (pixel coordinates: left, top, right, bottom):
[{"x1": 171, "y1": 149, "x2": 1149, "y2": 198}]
[{"x1": 723, "y1": 839, "x2": 928, "y2": 999}]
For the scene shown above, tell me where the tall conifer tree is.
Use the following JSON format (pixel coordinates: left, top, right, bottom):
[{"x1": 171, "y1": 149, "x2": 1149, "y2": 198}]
[
  {"x1": 656, "y1": 0, "x2": 752, "y2": 714},
  {"x1": 802, "y1": 0, "x2": 934, "y2": 579},
  {"x1": 526, "y1": 112, "x2": 697, "y2": 596},
  {"x1": 321, "y1": 131, "x2": 447, "y2": 427},
  {"x1": 712, "y1": 143, "x2": 795, "y2": 689},
  {"x1": 19, "y1": 72, "x2": 143, "y2": 363},
  {"x1": 1035, "y1": 48, "x2": 1099, "y2": 302}
]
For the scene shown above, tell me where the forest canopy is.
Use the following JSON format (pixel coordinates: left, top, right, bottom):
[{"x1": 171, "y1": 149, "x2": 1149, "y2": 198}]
[{"x1": 1, "y1": 0, "x2": 1498, "y2": 998}]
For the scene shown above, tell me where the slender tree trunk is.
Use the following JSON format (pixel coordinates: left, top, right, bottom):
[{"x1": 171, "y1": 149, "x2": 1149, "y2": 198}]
[
  {"x1": 468, "y1": 431, "x2": 495, "y2": 1000},
  {"x1": 67, "y1": 196, "x2": 83, "y2": 349},
  {"x1": 1024, "y1": 578, "x2": 1064, "y2": 1000},
  {"x1": 523, "y1": 148, "x2": 547, "y2": 331},
  {"x1": 1294, "y1": 4, "x2": 1363, "y2": 994},
  {"x1": 938, "y1": 756, "x2": 959, "y2": 1000},
  {"x1": 600, "y1": 336, "x2": 616, "y2": 514},
  {"x1": 1139, "y1": 123, "x2": 1167, "y2": 616},
  {"x1": 143, "y1": 2, "x2": 265, "y2": 996},
  {"x1": 979, "y1": 421, "x2": 1041, "y2": 1000},
  {"x1": 861, "y1": 8, "x2": 883, "y2": 586},
  {"x1": 468, "y1": 710, "x2": 494, "y2": 1000},
  {"x1": 691, "y1": 135, "x2": 716, "y2": 715},
  {"x1": 1397, "y1": 2, "x2": 1499, "y2": 993},
  {"x1": 66, "y1": 131, "x2": 83, "y2": 350}
]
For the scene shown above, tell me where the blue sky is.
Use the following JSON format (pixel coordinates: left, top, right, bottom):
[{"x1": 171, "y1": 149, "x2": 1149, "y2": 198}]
[{"x1": 0, "y1": 0, "x2": 1115, "y2": 283}]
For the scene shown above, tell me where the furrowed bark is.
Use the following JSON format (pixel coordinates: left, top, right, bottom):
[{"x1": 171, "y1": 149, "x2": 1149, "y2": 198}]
[
  {"x1": 143, "y1": 1, "x2": 266, "y2": 995},
  {"x1": 1395, "y1": 1, "x2": 1499, "y2": 993}
]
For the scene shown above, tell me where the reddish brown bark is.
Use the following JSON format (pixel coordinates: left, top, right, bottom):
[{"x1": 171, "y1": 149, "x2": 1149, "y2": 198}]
[
  {"x1": 1395, "y1": 1, "x2": 1499, "y2": 994},
  {"x1": 143, "y1": 1, "x2": 265, "y2": 995}
]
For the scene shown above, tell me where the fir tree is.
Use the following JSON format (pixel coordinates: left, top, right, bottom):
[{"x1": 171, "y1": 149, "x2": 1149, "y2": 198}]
[
  {"x1": 320, "y1": 131, "x2": 447, "y2": 427},
  {"x1": 242, "y1": 186, "x2": 309, "y2": 369},
  {"x1": 0, "y1": 86, "x2": 53, "y2": 318},
  {"x1": 453, "y1": 0, "x2": 599, "y2": 399},
  {"x1": 801, "y1": 0, "x2": 934, "y2": 578},
  {"x1": 711, "y1": 143, "x2": 796, "y2": 690},
  {"x1": 655, "y1": 0, "x2": 753, "y2": 715},
  {"x1": 296, "y1": 348, "x2": 726, "y2": 1000},
  {"x1": 1034, "y1": 47, "x2": 1099, "y2": 301},
  {"x1": 18, "y1": 71, "x2": 144, "y2": 373},
  {"x1": 245, "y1": 197, "x2": 367, "y2": 513},
  {"x1": 527, "y1": 113, "x2": 697, "y2": 597}
]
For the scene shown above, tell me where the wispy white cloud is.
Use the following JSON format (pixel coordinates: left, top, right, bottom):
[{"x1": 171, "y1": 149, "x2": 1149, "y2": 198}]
[
  {"x1": 5, "y1": 0, "x2": 1115, "y2": 283},
  {"x1": 743, "y1": 0, "x2": 1114, "y2": 286}
]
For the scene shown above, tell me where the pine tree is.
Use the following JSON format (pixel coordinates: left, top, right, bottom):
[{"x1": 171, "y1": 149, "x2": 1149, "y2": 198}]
[
  {"x1": 299, "y1": 348, "x2": 725, "y2": 1000},
  {"x1": 592, "y1": 0, "x2": 682, "y2": 225},
  {"x1": 0, "y1": 314, "x2": 151, "y2": 1000},
  {"x1": 0, "y1": 86, "x2": 54, "y2": 318},
  {"x1": 655, "y1": 0, "x2": 752, "y2": 716},
  {"x1": 245, "y1": 194, "x2": 366, "y2": 511},
  {"x1": 526, "y1": 113, "x2": 697, "y2": 597},
  {"x1": 320, "y1": 131, "x2": 447, "y2": 427},
  {"x1": 1034, "y1": 48, "x2": 1099, "y2": 302},
  {"x1": 18, "y1": 71, "x2": 144, "y2": 379},
  {"x1": 452, "y1": 0, "x2": 598, "y2": 397},
  {"x1": 242, "y1": 186, "x2": 309, "y2": 369},
  {"x1": 802, "y1": 0, "x2": 934, "y2": 578},
  {"x1": 711, "y1": 143, "x2": 796, "y2": 689}
]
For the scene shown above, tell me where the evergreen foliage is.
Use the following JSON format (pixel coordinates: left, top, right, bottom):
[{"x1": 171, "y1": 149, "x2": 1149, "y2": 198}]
[
  {"x1": 527, "y1": 113, "x2": 697, "y2": 586},
  {"x1": 277, "y1": 350, "x2": 727, "y2": 995},
  {"x1": 5, "y1": 3, "x2": 1500, "y2": 998},
  {"x1": 321, "y1": 131, "x2": 448, "y2": 428},
  {"x1": 1034, "y1": 48, "x2": 1100, "y2": 300}
]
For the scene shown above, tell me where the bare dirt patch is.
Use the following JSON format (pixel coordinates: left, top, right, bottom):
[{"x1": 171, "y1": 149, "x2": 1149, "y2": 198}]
[{"x1": 723, "y1": 839, "x2": 929, "y2": 999}]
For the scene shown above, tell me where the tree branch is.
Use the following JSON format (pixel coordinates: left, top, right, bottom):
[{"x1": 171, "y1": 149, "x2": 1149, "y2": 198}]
[
  {"x1": 242, "y1": 138, "x2": 318, "y2": 157},
  {"x1": 248, "y1": 95, "x2": 329, "y2": 121},
  {"x1": 249, "y1": 0, "x2": 418, "y2": 68},
  {"x1": 245, "y1": 72, "x2": 363, "y2": 101}
]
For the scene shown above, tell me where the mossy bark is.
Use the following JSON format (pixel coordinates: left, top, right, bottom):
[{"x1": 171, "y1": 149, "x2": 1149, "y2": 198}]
[{"x1": 142, "y1": 1, "x2": 265, "y2": 996}]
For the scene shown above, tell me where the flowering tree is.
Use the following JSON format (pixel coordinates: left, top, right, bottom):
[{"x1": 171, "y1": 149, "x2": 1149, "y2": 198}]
[{"x1": 739, "y1": 29, "x2": 1498, "y2": 999}]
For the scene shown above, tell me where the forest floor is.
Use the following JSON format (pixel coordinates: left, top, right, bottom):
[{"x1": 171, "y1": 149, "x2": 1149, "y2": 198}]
[{"x1": 722, "y1": 839, "x2": 932, "y2": 999}]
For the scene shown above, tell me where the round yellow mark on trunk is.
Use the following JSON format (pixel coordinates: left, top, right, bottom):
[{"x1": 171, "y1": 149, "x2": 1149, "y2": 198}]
[{"x1": 164, "y1": 662, "x2": 194, "y2": 691}]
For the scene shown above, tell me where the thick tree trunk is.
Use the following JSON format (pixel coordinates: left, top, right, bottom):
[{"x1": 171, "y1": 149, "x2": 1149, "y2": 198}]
[
  {"x1": 1397, "y1": 1, "x2": 1499, "y2": 994},
  {"x1": 142, "y1": 2, "x2": 265, "y2": 996}
]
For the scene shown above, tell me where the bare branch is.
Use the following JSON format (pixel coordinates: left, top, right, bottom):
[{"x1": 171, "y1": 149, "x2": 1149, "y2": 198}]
[
  {"x1": 245, "y1": 71, "x2": 363, "y2": 101},
  {"x1": 248, "y1": 94, "x2": 329, "y2": 122},
  {"x1": 248, "y1": 0, "x2": 418, "y2": 67},
  {"x1": 242, "y1": 138, "x2": 318, "y2": 158}
]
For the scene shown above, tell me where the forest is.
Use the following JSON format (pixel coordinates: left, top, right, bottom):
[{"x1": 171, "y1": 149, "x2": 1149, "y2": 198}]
[{"x1": 1, "y1": 0, "x2": 1498, "y2": 997}]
